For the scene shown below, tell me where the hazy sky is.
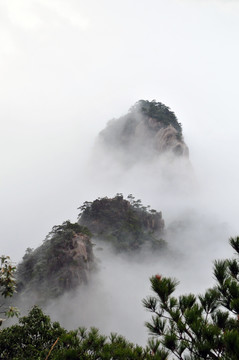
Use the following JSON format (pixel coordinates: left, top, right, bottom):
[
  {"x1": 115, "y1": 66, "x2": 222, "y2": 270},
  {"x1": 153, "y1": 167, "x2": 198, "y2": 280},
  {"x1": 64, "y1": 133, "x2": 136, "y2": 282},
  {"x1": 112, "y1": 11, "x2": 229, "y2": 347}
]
[{"x1": 1, "y1": 0, "x2": 239, "y2": 262}]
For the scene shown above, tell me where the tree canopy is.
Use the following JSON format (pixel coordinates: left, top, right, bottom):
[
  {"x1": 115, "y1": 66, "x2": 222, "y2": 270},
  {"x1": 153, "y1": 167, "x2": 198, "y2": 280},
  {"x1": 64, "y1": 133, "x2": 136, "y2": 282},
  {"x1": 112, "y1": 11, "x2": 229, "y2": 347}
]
[
  {"x1": 0, "y1": 305, "x2": 158, "y2": 360},
  {"x1": 143, "y1": 237, "x2": 239, "y2": 359},
  {"x1": 130, "y1": 99, "x2": 182, "y2": 135}
]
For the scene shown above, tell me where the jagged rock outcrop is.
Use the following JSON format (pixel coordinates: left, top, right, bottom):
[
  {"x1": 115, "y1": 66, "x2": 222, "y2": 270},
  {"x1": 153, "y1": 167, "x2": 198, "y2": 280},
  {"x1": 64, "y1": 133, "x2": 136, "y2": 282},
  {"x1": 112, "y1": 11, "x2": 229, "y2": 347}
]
[
  {"x1": 78, "y1": 194, "x2": 165, "y2": 253},
  {"x1": 97, "y1": 100, "x2": 189, "y2": 165},
  {"x1": 15, "y1": 221, "x2": 94, "y2": 301}
]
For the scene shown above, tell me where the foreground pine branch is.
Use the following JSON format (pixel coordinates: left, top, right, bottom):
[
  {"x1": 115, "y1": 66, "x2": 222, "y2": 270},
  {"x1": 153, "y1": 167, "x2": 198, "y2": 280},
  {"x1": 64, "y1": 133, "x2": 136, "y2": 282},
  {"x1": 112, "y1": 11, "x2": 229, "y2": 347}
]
[{"x1": 143, "y1": 236, "x2": 239, "y2": 359}]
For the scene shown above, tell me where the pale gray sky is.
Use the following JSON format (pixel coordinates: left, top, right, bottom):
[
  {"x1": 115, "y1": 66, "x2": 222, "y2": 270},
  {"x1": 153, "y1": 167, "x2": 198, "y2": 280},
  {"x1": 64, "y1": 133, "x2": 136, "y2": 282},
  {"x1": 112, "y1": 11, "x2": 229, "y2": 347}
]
[{"x1": 1, "y1": 0, "x2": 239, "y2": 262}]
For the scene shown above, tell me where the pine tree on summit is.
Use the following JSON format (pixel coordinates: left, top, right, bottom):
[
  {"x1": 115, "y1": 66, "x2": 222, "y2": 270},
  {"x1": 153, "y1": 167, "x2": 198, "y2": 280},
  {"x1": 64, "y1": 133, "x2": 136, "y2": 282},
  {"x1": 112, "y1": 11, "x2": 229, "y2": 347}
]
[{"x1": 143, "y1": 237, "x2": 239, "y2": 359}]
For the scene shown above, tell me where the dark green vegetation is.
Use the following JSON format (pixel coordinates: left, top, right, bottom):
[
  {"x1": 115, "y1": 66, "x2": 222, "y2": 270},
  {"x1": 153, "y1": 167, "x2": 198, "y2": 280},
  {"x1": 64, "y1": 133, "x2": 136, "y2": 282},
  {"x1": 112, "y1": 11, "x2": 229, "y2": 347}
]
[
  {"x1": 130, "y1": 99, "x2": 182, "y2": 134},
  {"x1": 143, "y1": 237, "x2": 239, "y2": 359},
  {"x1": 0, "y1": 306, "x2": 160, "y2": 360},
  {"x1": 16, "y1": 221, "x2": 94, "y2": 300},
  {"x1": 98, "y1": 100, "x2": 188, "y2": 160},
  {"x1": 78, "y1": 194, "x2": 166, "y2": 253}
]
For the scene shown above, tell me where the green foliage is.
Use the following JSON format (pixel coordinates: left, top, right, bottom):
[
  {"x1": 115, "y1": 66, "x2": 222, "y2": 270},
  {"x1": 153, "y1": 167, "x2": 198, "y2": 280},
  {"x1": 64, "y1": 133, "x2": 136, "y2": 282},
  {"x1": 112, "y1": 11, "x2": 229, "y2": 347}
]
[
  {"x1": 0, "y1": 306, "x2": 160, "y2": 359},
  {"x1": 0, "y1": 255, "x2": 19, "y2": 324},
  {"x1": 0, "y1": 306, "x2": 66, "y2": 359},
  {"x1": 78, "y1": 194, "x2": 166, "y2": 253},
  {"x1": 130, "y1": 99, "x2": 182, "y2": 135},
  {"x1": 16, "y1": 221, "x2": 94, "y2": 300},
  {"x1": 143, "y1": 236, "x2": 239, "y2": 359},
  {"x1": 47, "y1": 221, "x2": 92, "y2": 239},
  {"x1": 0, "y1": 256, "x2": 16, "y2": 298}
]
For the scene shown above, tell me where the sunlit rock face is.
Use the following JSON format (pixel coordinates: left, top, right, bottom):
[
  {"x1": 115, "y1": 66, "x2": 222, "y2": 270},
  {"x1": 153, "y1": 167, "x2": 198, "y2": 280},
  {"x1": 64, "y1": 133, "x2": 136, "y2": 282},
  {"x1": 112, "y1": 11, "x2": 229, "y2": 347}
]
[{"x1": 97, "y1": 100, "x2": 189, "y2": 165}]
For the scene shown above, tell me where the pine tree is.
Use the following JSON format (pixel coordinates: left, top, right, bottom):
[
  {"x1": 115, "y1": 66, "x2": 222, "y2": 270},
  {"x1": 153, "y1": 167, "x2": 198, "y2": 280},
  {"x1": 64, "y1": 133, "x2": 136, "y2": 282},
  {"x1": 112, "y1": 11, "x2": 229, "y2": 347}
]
[
  {"x1": 0, "y1": 306, "x2": 161, "y2": 359},
  {"x1": 143, "y1": 237, "x2": 239, "y2": 359}
]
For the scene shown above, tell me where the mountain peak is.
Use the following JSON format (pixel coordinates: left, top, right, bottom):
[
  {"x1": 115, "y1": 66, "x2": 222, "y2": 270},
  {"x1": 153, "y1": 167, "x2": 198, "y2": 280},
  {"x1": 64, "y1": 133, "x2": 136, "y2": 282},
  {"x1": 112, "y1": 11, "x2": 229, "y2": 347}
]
[{"x1": 98, "y1": 99, "x2": 189, "y2": 163}]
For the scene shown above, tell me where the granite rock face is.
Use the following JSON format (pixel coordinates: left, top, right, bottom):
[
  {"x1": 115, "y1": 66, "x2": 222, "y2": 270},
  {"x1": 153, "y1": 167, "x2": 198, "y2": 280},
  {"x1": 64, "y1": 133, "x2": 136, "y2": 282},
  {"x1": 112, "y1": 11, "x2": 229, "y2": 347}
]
[
  {"x1": 97, "y1": 100, "x2": 189, "y2": 165},
  {"x1": 15, "y1": 222, "x2": 94, "y2": 302}
]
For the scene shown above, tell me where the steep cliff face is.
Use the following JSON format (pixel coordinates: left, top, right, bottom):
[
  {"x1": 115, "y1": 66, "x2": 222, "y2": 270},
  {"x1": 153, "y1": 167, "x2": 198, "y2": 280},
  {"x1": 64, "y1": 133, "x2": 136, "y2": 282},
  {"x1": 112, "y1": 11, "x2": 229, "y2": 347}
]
[
  {"x1": 16, "y1": 222, "x2": 94, "y2": 301},
  {"x1": 98, "y1": 100, "x2": 189, "y2": 165},
  {"x1": 78, "y1": 194, "x2": 165, "y2": 253}
]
